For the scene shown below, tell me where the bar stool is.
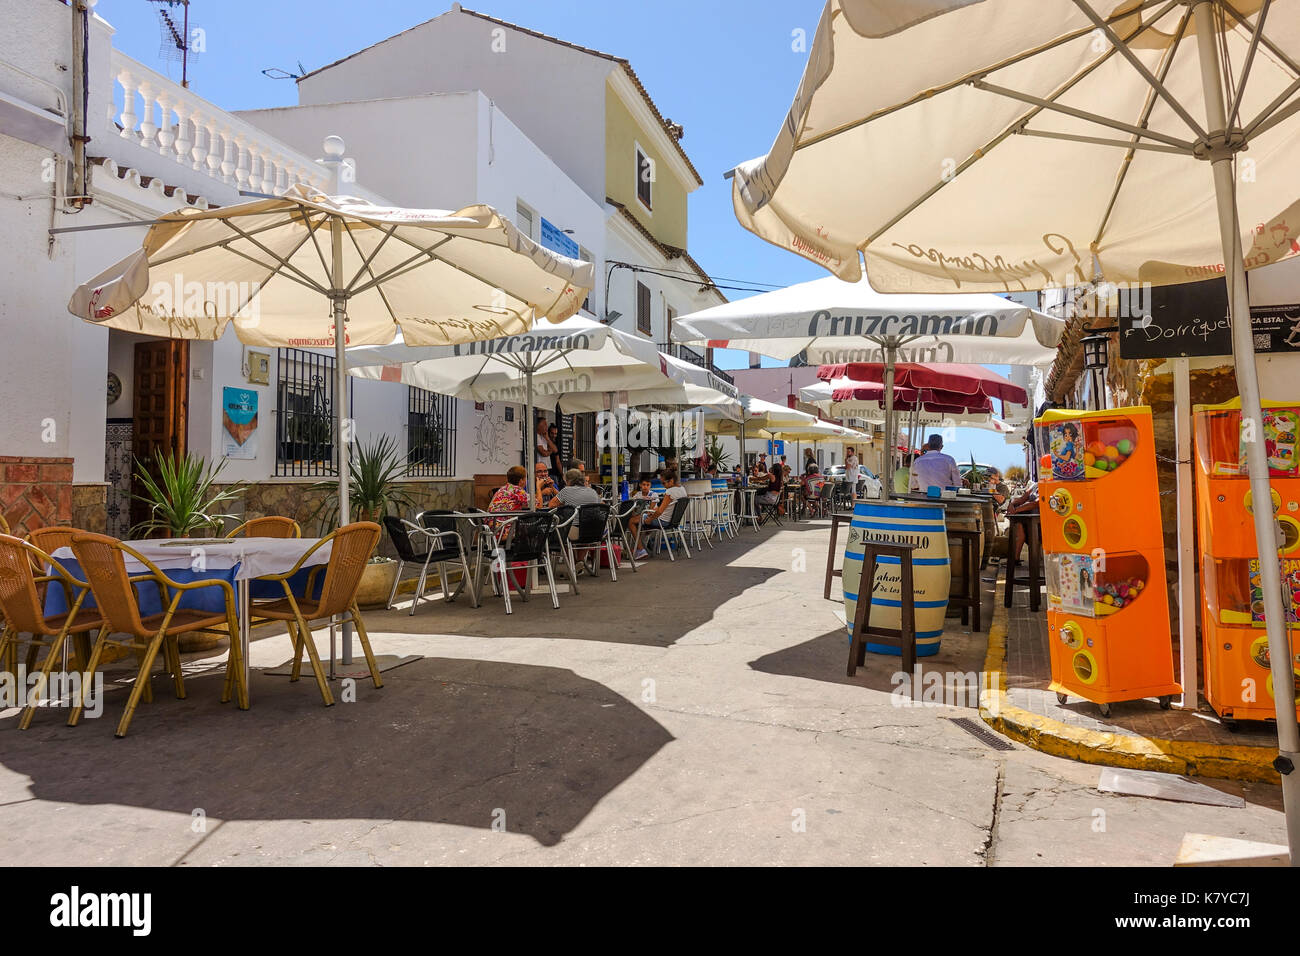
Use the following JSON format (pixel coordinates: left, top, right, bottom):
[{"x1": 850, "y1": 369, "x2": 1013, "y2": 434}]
[
  {"x1": 1004, "y1": 512, "x2": 1044, "y2": 611},
  {"x1": 847, "y1": 539, "x2": 920, "y2": 698},
  {"x1": 946, "y1": 528, "x2": 982, "y2": 632}
]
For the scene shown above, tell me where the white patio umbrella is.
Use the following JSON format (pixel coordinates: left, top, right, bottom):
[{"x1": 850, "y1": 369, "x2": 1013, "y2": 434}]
[
  {"x1": 68, "y1": 183, "x2": 593, "y2": 527},
  {"x1": 349, "y1": 316, "x2": 699, "y2": 501},
  {"x1": 672, "y1": 277, "x2": 1062, "y2": 495},
  {"x1": 67, "y1": 181, "x2": 591, "y2": 674},
  {"x1": 726, "y1": 0, "x2": 1300, "y2": 858}
]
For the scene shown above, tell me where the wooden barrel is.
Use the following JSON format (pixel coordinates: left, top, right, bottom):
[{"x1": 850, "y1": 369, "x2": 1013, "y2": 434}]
[
  {"x1": 843, "y1": 500, "x2": 950, "y2": 657},
  {"x1": 944, "y1": 499, "x2": 983, "y2": 611},
  {"x1": 979, "y1": 498, "x2": 997, "y2": 567}
]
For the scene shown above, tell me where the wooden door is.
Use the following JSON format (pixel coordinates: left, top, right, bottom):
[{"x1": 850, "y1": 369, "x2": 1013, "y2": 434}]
[{"x1": 130, "y1": 340, "x2": 189, "y2": 532}]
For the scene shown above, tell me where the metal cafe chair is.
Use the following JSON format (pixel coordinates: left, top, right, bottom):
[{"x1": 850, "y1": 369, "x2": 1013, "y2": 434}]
[
  {"x1": 380, "y1": 513, "x2": 475, "y2": 614},
  {"x1": 226, "y1": 516, "x2": 301, "y2": 538},
  {"x1": 646, "y1": 497, "x2": 693, "y2": 561},
  {"x1": 569, "y1": 503, "x2": 618, "y2": 583},
  {"x1": 67, "y1": 532, "x2": 245, "y2": 737},
  {"x1": 475, "y1": 511, "x2": 561, "y2": 615},
  {"x1": 547, "y1": 505, "x2": 584, "y2": 591},
  {"x1": 611, "y1": 498, "x2": 645, "y2": 572},
  {"x1": 250, "y1": 521, "x2": 385, "y2": 707},
  {"x1": 0, "y1": 534, "x2": 105, "y2": 731}
]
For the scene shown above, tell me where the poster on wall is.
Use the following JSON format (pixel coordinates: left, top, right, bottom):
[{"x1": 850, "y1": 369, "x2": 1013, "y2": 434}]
[{"x1": 221, "y1": 387, "x2": 259, "y2": 460}]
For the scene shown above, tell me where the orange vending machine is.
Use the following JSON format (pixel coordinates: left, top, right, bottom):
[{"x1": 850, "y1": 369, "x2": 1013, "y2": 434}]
[
  {"x1": 1194, "y1": 398, "x2": 1300, "y2": 729},
  {"x1": 1034, "y1": 407, "x2": 1180, "y2": 717}
]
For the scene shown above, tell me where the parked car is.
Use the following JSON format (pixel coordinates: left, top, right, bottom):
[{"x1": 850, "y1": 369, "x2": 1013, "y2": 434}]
[{"x1": 824, "y1": 464, "x2": 883, "y2": 499}]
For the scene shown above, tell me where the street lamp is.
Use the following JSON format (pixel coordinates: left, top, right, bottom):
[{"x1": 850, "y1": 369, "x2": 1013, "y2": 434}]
[{"x1": 1080, "y1": 330, "x2": 1112, "y2": 412}]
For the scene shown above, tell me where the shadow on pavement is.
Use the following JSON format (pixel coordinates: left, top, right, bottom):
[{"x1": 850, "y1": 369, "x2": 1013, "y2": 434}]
[
  {"x1": 3, "y1": 656, "x2": 673, "y2": 847},
  {"x1": 364, "y1": 541, "x2": 785, "y2": 648}
]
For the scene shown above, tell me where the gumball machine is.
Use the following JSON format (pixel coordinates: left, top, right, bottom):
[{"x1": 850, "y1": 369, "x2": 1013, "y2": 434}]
[
  {"x1": 1034, "y1": 407, "x2": 1180, "y2": 717},
  {"x1": 1194, "y1": 398, "x2": 1300, "y2": 729}
]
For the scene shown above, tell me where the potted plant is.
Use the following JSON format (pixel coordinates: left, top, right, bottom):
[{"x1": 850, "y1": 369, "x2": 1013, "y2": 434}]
[
  {"x1": 706, "y1": 436, "x2": 732, "y2": 474},
  {"x1": 131, "y1": 450, "x2": 243, "y2": 539},
  {"x1": 311, "y1": 434, "x2": 416, "y2": 607},
  {"x1": 130, "y1": 451, "x2": 244, "y2": 650}
]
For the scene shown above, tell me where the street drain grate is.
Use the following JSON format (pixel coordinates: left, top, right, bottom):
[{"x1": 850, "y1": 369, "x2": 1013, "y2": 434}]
[{"x1": 947, "y1": 717, "x2": 1016, "y2": 751}]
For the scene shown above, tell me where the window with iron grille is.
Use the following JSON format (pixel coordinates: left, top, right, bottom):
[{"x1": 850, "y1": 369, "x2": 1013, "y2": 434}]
[
  {"x1": 636, "y1": 281, "x2": 652, "y2": 335},
  {"x1": 275, "y1": 348, "x2": 347, "y2": 477},
  {"x1": 407, "y1": 387, "x2": 457, "y2": 477},
  {"x1": 575, "y1": 412, "x2": 597, "y2": 474}
]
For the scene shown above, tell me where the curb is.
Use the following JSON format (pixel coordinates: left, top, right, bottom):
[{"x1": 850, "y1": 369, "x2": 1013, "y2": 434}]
[{"x1": 979, "y1": 571, "x2": 1280, "y2": 784}]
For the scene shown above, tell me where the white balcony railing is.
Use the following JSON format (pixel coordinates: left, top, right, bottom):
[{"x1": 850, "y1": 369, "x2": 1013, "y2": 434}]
[{"x1": 106, "y1": 49, "x2": 330, "y2": 199}]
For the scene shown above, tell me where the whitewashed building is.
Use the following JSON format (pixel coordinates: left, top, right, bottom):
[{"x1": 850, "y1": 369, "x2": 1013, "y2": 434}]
[
  {"x1": 1, "y1": 1, "x2": 518, "y2": 536},
  {"x1": 285, "y1": 4, "x2": 730, "y2": 374}
]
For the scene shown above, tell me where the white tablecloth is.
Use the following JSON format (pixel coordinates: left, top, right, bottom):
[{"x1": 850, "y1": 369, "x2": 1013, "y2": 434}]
[{"x1": 53, "y1": 536, "x2": 332, "y2": 580}]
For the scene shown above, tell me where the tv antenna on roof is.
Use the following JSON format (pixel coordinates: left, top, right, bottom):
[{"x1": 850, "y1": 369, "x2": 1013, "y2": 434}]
[
  {"x1": 261, "y1": 61, "x2": 308, "y2": 81},
  {"x1": 148, "y1": 0, "x2": 191, "y2": 88}
]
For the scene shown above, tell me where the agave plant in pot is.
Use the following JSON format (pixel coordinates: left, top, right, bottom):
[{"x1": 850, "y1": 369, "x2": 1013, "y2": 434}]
[
  {"x1": 130, "y1": 450, "x2": 243, "y2": 539},
  {"x1": 130, "y1": 450, "x2": 244, "y2": 650},
  {"x1": 310, "y1": 434, "x2": 417, "y2": 607}
]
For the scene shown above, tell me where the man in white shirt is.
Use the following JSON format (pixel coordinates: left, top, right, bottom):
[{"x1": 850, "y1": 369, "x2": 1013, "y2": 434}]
[
  {"x1": 845, "y1": 447, "x2": 861, "y2": 496},
  {"x1": 909, "y1": 434, "x2": 963, "y2": 492},
  {"x1": 535, "y1": 416, "x2": 557, "y2": 470}
]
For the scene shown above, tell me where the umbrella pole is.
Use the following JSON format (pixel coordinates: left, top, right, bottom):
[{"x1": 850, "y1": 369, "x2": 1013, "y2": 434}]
[
  {"x1": 526, "y1": 367, "x2": 536, "y2": 507},
  {"x1": 606, "y1": 391, "x2": 619, "y2": 499},
  {"x1": 1196, "y1": 2, "x2": 1300, "y2": 860},
  {"x1": 882, "y1": 345, "x2": 896, "y2": 500},
  {"x1": 331, "y1": 215, "x2": 352, "y2": 672}
]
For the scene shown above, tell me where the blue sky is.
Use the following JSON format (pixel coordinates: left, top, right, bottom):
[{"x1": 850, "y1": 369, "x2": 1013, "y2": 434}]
[{"x1": 95, "y1": 0, "x2": 1027, "y2": 468}]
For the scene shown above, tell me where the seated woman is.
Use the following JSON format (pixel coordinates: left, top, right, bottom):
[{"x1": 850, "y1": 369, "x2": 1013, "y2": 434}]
[
  {"x1": 759, "y1": 462, "x2": 784, "y2": 516},
  {"x1": 488, "y1": 466, "x2": 531, "y2": 538}
]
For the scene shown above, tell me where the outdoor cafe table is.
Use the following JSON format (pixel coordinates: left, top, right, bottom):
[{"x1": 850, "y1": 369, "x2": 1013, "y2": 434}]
[{"x1": 46, "y1": 536, "x2": 331, "y2": 704}]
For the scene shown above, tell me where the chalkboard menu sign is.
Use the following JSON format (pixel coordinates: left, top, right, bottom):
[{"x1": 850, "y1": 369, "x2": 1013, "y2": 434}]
[
  {"x1": 555, "y1": 409, "x2": 575, "y2": 463},
  {"x1": 1118, "y1": 273, "x2": 1300, "y2": 360},
  {"x1": 1118, "y1": 276, "x2": 1231, "y2": 359}
]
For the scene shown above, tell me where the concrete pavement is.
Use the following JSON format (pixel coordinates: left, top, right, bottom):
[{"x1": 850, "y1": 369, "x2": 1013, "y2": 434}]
[{"x1": 0, "y1": 518, "x2": 1286, "y2": 865}]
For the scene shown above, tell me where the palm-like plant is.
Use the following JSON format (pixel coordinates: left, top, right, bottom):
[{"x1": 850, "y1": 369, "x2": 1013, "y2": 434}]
[
  {"x1": 130, "y1": 451, "x2": 243, "y2": 539},
  {"x1": 967, "y1": 453, "x2": 985, "y2": 488},
  {"x1": 706, "y1": 436, "x2": 732, "y2": 472},
  {"x1": 311, "y1": 433, "x2": 416, "y2": 529}
]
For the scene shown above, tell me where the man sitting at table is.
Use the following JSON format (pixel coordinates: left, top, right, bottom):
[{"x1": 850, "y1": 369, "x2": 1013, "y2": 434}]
[
  {"x1": 627, "y1": 468, "x2": 686, "y2": 560},
  {"x1": 534, "y1": 461, "x2": 561, "y2": 509},
  {"x1": 557, "y1": 468, "x2": 601, "y2": 508},
  {"x1": 909, "y1": 434, "x2": 962, "y2": 492}
]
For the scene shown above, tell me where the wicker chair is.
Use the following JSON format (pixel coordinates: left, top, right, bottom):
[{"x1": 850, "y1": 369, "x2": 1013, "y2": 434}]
[
  {"x1": 226, "y1": 516, "x2": 301, "y2": 539},
  {"x1": 0, "y1": 534, "x2": 106, "y2": 730},
  {"x1": 249, "y1": 521, "x2": 383, "y2": 706},
  {"x1": 26, "y1": 526, "x2": 83, "y2": 556},
  {"x1": 68, "y1": 533, "x2": 245, "y2": 737},
  {"x1": 23, "y1": 525, "x2": 94, "y2": 694}
]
